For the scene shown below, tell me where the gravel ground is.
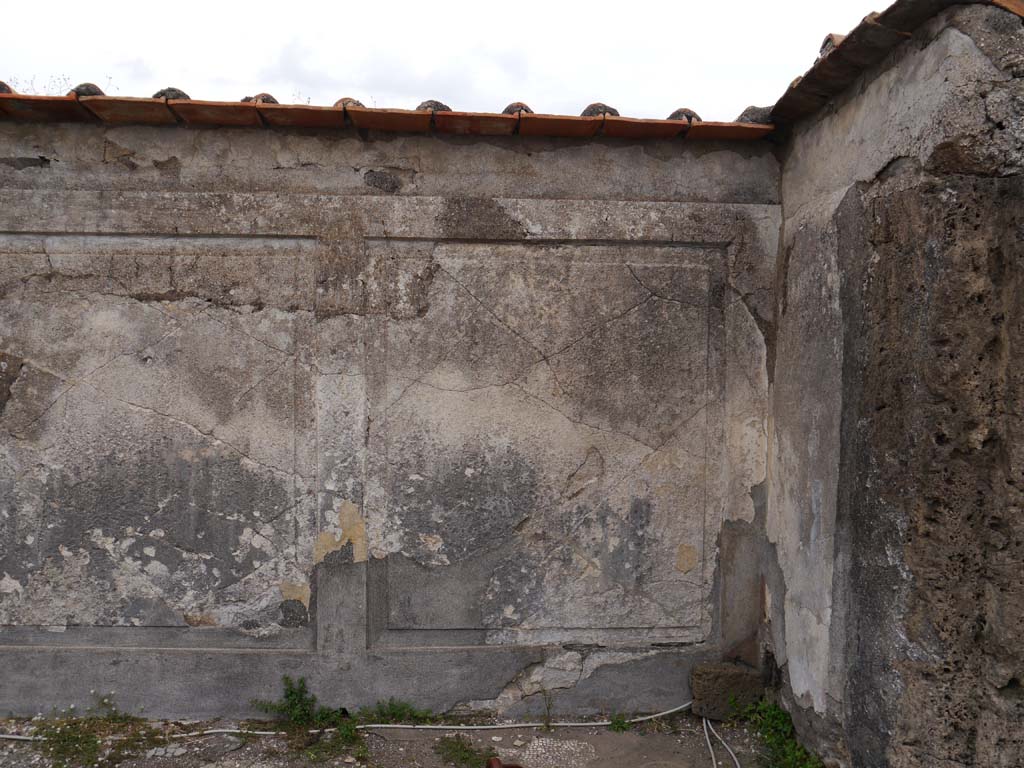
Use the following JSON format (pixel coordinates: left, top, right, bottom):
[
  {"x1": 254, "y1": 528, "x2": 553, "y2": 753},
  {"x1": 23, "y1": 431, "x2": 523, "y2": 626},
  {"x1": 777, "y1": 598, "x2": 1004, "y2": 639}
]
[{"x1": 0, "y1": 715, "x2": 765, "y2": 767}]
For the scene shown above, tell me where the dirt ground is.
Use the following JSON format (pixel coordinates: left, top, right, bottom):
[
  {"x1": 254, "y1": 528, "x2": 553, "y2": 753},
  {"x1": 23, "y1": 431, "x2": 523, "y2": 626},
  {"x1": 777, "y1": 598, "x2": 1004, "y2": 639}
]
[{"x1": 0, "y1": 715, "x2": 764, "y2": 767}]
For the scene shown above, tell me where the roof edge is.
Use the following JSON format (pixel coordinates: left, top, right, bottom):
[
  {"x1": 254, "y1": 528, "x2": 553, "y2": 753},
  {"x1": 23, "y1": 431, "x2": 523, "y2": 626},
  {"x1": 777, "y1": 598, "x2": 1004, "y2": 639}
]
[
  {"x1": 0, "y1": 95, "x2": 773, "y2": 142},
  {"x1": 771, "y1": 0, "x2": 1023, "y2": 125}
]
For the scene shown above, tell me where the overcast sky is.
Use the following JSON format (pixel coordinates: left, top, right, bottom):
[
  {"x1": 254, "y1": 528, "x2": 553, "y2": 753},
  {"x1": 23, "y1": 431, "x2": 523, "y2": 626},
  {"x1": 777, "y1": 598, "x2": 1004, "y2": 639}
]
[{"x1": 4, "y1": 1, "x2": 872, "y2": 121}]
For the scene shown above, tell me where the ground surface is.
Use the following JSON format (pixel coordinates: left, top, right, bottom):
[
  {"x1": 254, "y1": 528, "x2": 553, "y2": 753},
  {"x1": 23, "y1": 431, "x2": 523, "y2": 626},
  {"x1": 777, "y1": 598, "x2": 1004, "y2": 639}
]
[{"x1": 0, "y1": 716, "x2": 763, "y2": 767}]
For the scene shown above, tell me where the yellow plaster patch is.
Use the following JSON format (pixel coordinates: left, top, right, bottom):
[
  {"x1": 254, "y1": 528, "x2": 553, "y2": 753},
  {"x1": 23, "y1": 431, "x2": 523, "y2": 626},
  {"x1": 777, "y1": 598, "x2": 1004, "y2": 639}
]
[
  {"x1": 280, "y1": 581, "x2": 311, "y2": 607},
  {"x1": 313, "y1": 500, "x2": 367, "y2": 564},
  {"x1": 676, "y1": 543, "x2": 699, "y2": 574}
]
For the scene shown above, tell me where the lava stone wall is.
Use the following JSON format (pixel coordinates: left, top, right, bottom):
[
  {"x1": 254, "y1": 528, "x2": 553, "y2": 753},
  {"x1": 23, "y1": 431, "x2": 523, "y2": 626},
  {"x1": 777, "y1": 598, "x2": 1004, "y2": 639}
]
[{"x1": 771, "y1": 5, "x2": 1024, "y2": 765}]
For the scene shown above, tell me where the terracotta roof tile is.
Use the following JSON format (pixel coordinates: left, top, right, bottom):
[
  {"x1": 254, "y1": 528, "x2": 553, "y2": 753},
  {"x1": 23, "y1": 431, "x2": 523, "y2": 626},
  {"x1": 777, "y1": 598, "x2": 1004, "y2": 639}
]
[
  {"x1": 433, "y1": 110, "x2": 518, "y2": 136},
  {"x1": 79, "y1": 96, "x2": 177, "y2": 125},
  {"x1": 992, "y1": 0, "x2": 1024, "y2": 13},
  {"x1": 684, "y1": 121, "x2": 774, "y2": 140},
  {"x1": 819, "y1": 33, "x2": 848, "y2": 57},
  {"x1": 3, "y1": 1, "x2": 1020, "y2": 140},
  {"x1": 0, "y1": 93, "x2": 774, "y2": 140},
  {"x1": 256, "y1": 103, "x2": 345, "y2": 129},
  {"x1": 519, "y1": 112, "x2": 604, "y2": 137},
  {"x1": 167, "y1": 99, "x2": 262, "y2": 127},
  {"x1": 603, "y1": 115, "x2": 687, "y2": 140},
  {"x1": 346, "y1": 106, "x2": 432, "y2": 132},
  {"x1": 0, "y1": 93, "x2": 93, "y2": 122}
]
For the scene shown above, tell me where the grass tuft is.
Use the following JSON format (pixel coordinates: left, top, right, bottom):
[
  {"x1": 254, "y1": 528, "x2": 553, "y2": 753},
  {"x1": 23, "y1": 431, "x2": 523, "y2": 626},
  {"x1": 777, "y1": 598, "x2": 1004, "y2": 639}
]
[
  {"x1": 251, "y1": 676, "x2": 364, "y2": 762},
  {"x1": 251, "y1": 675, "x2": 349, "y2": 729},
  {"x1": 433, "y1": 734, "x2": 497, "y2": 767},
  {"x1": 357, "y1": 697, "x2": 436, "y2": 724},
  {"x1": 304, "y1": 719, "x2": 368, "y2": 763},
  {"x1": 608, "y1": 712, "x2": 632, "y2": 732},
  {"x1": 32, "y1": 694, "x2": 164, "y2": 768}
]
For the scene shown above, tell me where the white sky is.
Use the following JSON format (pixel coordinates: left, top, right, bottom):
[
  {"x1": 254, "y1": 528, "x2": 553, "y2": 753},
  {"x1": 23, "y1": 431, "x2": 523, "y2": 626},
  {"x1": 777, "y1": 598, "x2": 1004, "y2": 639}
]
[{"x1": 4, "y1": 0, "x2": 873, "y2": 121}]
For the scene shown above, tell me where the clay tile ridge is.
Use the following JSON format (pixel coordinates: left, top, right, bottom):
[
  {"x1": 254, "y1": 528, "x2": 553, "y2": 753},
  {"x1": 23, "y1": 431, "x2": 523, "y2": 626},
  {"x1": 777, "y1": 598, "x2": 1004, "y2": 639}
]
[
  {"x1": 0, "y1": 91, "x2": 774, "y2": 141},
  {"x1": 2, "y1": 0, "x2": 1021, "y2": 137}
]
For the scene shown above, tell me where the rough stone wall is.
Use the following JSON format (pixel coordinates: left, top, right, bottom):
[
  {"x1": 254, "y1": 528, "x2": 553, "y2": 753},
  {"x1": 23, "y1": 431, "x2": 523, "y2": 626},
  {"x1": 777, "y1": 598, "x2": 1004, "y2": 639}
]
[
  {"x1": 772, "y1": 5, "x2": 1024, "y2": 765},
  {"x1": 0, "y1": 123, "x2": 779, "y2": 717}
]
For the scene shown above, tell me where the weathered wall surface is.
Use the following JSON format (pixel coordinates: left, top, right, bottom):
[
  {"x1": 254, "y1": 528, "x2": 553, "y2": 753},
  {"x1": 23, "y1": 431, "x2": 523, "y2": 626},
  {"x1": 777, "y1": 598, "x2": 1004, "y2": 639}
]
[
  {"x1": 4, "y1": 6, "x2": 1019, "y2": 759},
  {"x1": 0, "y1": 124, "x2": 779, "y2": 717},
  {"x1": 771, "y1": 4, "x2": 1024, "y2": 765}
]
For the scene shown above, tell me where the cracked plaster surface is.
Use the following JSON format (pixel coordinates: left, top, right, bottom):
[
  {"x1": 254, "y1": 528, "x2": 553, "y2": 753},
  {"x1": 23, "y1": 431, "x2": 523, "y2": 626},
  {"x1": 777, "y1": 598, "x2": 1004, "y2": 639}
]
[{"x1": 0, "y1": 133, "x2": 775, "y2": 653}]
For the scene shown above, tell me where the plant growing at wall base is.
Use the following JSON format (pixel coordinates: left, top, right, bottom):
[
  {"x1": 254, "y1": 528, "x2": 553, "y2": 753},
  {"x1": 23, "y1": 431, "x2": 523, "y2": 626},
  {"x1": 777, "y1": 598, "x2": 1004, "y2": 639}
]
[
  {"x1": 433, "y1": 734, "x2": 497, "y2": 767},
  {"x1": 304, "y1": 719, "x2": 368, "y2": 764},
  {"x1": 251, "y1": 676, "x2": 350, "y2": 730},
  {"x1": 541, "y1": 689, "x2": 554, "y2": 731},
  {"x1": 356, "y1": 697, "x2": 436, "y2": 724},
  {"x1": 735, "y1": 699, "x2": 824, "y2": 768},
  {"x1": 32, "y1": 694, "x2": 164, "y2": 768},
  {"x1": 608, "y1": 712, "x2": 632, "y2": 732},
  {"x1": 251, "y1": 676, "x2": 364, "y2": 760}
]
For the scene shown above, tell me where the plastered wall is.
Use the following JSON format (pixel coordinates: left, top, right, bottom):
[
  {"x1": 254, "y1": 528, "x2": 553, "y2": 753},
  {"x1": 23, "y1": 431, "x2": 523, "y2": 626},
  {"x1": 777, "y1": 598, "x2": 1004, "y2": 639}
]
[
  {"x1": 1, "y1": 6, "x2": 1021, "y2": 764},
  {"x1": 0, "y1": 125, "x2": 778, "y2": 718}
]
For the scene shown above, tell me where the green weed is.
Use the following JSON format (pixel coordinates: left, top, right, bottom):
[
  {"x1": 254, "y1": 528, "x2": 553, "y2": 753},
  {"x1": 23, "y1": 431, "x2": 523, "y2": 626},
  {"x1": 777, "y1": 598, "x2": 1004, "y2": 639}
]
[
  {"x1": 251, "y1": 676, "x2": 365, "y2": 762},
  {"x1": 303, "y1": 719, "x2": 368, "y2": 763},
  {"x1": 735, "y1": 699, "x2": 824, "y2": 768},
  {"x1": 251, "y1": 675, "x2": 348, "y2": 729},
  {"x1": 608, "y1": 712, "x2": 632, "y2": 732},
  {"x1": 433, "y1": 734, "x2": 497, "y2": 767},
  {"x1": 356, "y1": 697, "x2": 436, "y2": 724},
  {"x1": 32, "y1": 694, "x2": 164, "y2": 768},
  {"x1": 541, "y1": 689, "x2": 554, "y2": 731}
]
